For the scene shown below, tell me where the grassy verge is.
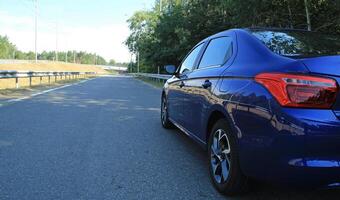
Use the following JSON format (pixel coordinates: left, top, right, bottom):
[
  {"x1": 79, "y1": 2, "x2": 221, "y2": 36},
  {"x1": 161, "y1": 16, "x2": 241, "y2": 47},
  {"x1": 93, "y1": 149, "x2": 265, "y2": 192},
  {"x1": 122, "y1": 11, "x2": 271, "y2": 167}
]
[
  {"x1": 104, "y1": 69, "x2": 119, "y2": 75},
  {"x1": 0, "y1": 61, "x2": 108, "y2": 90},
  {"x1": 0, "y1": 62, "x2": 108, "y2": 74},
  {"x1": 0, "y1": 75, "x2": 95, "y2": 89},
  {"x1": 136, "y1": 77, "x2": 165, "y2": 88},
  {"x1": 0, "y1": 76, "x2": 92, "y2": 100}
]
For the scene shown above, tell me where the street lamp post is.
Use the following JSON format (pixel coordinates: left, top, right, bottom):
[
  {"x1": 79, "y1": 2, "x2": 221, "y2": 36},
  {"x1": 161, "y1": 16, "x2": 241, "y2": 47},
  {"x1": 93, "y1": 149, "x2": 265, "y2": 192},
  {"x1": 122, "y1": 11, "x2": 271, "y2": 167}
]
[{"x1": 34, "y1": 0, "x2": 38, "y2": 63}]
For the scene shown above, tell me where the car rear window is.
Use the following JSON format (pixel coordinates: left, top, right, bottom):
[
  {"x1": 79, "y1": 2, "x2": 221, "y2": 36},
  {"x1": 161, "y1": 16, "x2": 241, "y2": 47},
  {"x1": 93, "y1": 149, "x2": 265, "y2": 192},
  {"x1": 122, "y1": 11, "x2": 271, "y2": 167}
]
[{"x1": 251, "y1": 30, "x2": 340, "y2": 58}]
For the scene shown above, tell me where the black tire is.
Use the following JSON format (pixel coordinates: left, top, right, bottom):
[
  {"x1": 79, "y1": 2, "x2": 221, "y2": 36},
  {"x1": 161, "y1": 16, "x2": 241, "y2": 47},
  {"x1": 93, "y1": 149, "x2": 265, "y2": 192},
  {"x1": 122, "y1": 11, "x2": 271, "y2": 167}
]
[
  {"x1": 161, "y1": 95, "x2": 174, "y2": 129},
  {"x1": 208, "y1": 118, "x2": 248, "y2": 196}
]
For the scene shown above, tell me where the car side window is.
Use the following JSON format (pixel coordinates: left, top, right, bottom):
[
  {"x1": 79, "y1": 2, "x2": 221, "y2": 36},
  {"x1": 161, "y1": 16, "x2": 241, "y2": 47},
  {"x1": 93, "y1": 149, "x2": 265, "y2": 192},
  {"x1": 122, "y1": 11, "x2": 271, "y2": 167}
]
[
  {"x1": 198, "y1": 37, "x2": 233, "y2": 69},
  {"x1": 179, "y1": 43, "x2": 204, "y2": 75}
]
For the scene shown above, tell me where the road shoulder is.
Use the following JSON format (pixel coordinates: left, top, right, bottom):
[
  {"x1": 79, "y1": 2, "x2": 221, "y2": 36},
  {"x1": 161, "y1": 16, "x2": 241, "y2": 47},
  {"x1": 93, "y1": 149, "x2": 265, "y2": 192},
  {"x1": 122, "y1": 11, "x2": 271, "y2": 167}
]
[{"x1": 0, "y1": 78, "x2": 94, "y2": 107}]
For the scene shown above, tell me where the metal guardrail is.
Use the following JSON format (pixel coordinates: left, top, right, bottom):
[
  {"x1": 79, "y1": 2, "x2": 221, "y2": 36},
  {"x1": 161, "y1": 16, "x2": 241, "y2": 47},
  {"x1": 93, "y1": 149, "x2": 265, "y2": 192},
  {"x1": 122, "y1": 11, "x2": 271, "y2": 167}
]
[
  {"x1": 0, "y1": 70, "x2": 96, "y2": 89},
  {"x1": 132, "y1": 73, "x2": 171, "y2": 81}
]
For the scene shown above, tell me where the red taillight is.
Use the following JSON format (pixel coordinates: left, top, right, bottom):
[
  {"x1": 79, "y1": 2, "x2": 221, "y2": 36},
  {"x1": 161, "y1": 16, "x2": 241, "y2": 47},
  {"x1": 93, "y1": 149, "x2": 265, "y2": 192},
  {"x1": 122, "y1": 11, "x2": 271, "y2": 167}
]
[{"x1": 255, "y1": 73, "x2": 339, "y2": 109}]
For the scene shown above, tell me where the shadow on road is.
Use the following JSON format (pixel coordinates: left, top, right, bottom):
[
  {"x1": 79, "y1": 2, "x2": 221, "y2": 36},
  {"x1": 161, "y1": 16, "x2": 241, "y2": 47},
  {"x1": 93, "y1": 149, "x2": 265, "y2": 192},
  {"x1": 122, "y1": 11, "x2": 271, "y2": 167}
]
[
  {"x1": 169, "y1": 127, "x2": 340, "y2": 200},
  {"x1": 2, "y1": 77, "x2": 339, "y2": 200}
]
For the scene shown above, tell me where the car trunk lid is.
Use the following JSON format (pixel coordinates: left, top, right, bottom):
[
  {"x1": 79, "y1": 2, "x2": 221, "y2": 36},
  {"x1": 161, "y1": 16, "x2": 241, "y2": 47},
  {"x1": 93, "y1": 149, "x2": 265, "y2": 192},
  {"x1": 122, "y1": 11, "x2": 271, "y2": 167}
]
[
  {"x1": 300, "y1": 56, "x2": 340, "y2": 118},
  {"x1": 301, "y1": 56, "x2": 340, "y2": 76}
]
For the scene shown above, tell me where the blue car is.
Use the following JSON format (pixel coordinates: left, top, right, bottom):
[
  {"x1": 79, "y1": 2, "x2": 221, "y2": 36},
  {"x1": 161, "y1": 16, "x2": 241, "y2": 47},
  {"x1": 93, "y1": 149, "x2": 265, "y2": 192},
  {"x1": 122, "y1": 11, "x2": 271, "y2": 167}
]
[{"x1": 161, "y1": 28, "x2": 340, "y2": 195}]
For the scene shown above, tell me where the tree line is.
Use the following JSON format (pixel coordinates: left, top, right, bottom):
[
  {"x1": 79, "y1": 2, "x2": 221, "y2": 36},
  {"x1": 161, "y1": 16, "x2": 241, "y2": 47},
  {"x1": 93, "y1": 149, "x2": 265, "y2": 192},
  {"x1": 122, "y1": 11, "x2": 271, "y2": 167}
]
[
  {"x1": 125, "y1": 0, "x2": 340, "y2": 73},
  {"x1": 0, "y1": 35, "x2": 128, "y2": 66}
]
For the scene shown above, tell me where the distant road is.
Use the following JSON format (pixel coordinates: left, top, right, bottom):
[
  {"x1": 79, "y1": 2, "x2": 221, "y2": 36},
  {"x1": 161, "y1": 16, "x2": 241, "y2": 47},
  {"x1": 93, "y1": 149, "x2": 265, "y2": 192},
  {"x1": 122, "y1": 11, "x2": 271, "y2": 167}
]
[{"x1": 0, "y1": 76, "x2": 340, "y2": 199}]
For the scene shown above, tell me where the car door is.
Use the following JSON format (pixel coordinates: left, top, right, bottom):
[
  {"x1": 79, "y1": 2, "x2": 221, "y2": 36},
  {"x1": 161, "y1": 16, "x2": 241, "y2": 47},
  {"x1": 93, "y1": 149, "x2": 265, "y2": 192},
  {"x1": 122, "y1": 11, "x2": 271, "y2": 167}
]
[
  {"x1": 183, "y1": 36, "x2": 235, "y2": 141},
  {"x1": 167, "y1": 43, "x2": 205, "y2": 127}
]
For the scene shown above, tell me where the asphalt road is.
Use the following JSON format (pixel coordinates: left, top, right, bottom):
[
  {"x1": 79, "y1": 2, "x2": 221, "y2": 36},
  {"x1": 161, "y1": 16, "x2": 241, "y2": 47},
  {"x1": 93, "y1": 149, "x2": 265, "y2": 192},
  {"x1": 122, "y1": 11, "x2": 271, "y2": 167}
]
[{"x1": 1, "y1": 76, "x2": 340, "y2": 200}]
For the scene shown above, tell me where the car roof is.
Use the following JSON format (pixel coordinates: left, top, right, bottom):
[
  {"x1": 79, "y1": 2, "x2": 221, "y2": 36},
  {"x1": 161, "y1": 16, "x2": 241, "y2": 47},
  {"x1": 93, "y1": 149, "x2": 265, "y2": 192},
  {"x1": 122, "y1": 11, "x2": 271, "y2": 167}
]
[
  {"x1": 200, "y1": 27, "x2": 311, "y2": 43},
  {"x1": 195, "y1": 27, "x2": 314, "y2": 51},
  {"x1": 243, "y1": 27, "x2": 312, "y2": 33}
]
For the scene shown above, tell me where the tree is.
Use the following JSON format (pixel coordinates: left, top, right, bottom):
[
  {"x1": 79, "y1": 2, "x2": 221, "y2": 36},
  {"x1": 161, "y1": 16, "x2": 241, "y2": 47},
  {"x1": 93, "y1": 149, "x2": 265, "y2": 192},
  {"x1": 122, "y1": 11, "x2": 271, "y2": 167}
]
[
  {"x1": 304, "y1": 0, "x2": 312, "y2": 31},
  {"x1": 109, "y1": 59, "x2": 116, "y2": 65},
  {"x1": 0, "y1": 36, "x2": 16, "y2": 59},
  {"x1": 0, "y1": 35, "x2": 110, "y2": 65},
  {"x1": 126, "y1": 0, "x2": 340, "y2": 73}
]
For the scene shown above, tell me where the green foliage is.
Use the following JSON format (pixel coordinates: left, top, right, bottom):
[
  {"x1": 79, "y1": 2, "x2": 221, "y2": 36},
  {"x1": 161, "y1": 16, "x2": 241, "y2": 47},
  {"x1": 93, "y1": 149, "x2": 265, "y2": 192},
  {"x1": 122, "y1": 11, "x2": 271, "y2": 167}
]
[
  {"x1": 38, "y1": 50, "x2": 107, "y2": 65},
  {"x1": 0, "y1": 36, "x2": 16, "y2": 59},
  {"x1": 108, "y1": 59, "x2": 116, "y2": 65},
  {"x1": 126, "y1": 0, "x2": 340, "y2": 73},
  {"x1": 0, "y1": 35, "x2": 107, "y2": 65}
]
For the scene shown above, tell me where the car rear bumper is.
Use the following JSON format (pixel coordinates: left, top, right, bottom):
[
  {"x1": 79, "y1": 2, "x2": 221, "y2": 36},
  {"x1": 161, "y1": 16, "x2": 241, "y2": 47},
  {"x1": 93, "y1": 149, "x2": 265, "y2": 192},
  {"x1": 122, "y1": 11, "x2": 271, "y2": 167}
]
[{"x1": 240, "y1": 108, "x2": 340, "y2": 187}]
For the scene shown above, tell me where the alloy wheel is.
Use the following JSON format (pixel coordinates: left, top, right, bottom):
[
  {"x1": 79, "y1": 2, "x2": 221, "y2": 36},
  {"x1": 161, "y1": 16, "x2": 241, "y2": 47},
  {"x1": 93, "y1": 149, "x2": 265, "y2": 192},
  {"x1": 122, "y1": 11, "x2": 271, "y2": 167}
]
[
  {"x1": 161, "y1": 97, "x2": 167, "y2": 125},
  {"x1": 210, "y1": 129, "x2": 231, "y2": 184}
]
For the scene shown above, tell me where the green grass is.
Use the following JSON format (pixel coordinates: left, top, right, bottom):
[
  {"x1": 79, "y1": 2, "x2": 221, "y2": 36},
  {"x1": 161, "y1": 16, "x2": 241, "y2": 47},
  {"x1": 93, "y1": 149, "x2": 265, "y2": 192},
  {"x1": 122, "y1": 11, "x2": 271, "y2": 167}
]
[
  {"x1": 136, "y1": 77, "x2": 165, "y2": 88},
  {"x1": 105, "y1": 69, "x2": 119, "y2": 75},
  {"x1": 0, "y1": 77, "x2": 92, "y2": 100}
]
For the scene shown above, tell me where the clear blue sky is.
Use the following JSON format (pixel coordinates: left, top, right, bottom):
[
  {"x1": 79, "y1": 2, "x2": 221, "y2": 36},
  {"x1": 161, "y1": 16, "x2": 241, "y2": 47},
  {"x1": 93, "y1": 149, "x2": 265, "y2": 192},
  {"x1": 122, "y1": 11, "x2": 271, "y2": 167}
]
[{"x1": 0, "y1": 0, "x2": 154, "y2": 62}]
